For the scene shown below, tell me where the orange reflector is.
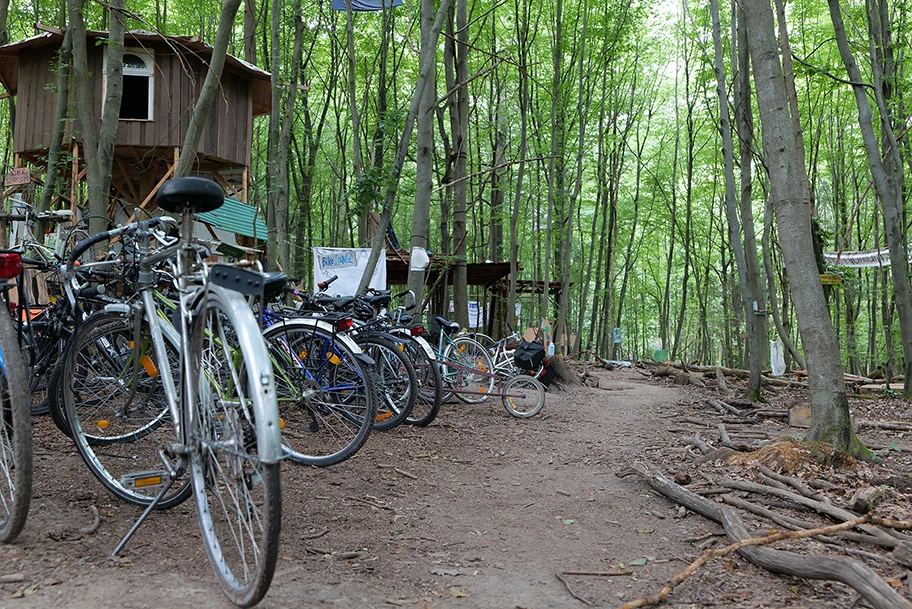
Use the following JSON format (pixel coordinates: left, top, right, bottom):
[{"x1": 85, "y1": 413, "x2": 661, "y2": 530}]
[
  {"x1": 141, "y1": 355, "x2": 158, "y2": 378},
  {"x1": 299, "y1": 350, "x2": 309, "y2": 359},
  {"x1": 96, "y1": 420, "x2": 110, "y2": 429},
  {"x1": 328, "y1": 353, "x2": 341, "y2": 365},
  {"x1": 375, "y1": 412, "x2": 393, "y2": 421},
  {"x1": 133, "y1": 475, "x2": 163, "y2": 488},
  {"x1": 279, "y1": 418, "x2": 286, "y2": 430}
]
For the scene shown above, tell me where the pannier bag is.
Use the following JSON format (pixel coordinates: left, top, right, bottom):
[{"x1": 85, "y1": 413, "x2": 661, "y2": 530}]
[
  {"x1": 537, "y1": 361, "x2": 557, "y2": 388},
  {"x1": 513, "y1": 340, "x2": 546, "y2": 371}
]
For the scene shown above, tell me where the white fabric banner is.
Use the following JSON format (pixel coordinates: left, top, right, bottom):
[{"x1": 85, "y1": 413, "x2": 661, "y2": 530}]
[
  {"x1": 823, "y1": 248, "x2": 893, "y2": 268},
  {"x1": 313, "y1": 247, "x2": 386, "y2": 296}
]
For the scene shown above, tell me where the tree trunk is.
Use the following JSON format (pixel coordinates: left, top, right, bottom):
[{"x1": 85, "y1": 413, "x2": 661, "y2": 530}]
[
  {"x1": 712, "y1": 0, "x2": 762, "y2": 397},
  {"x1": 449, "y1": 0, "x2": 469, "y2": 328},
  {"x1": 38, "y1": 29, "x2": 72, "y2": 215},
  {"x1": 405, "y1": 0, "x2": 437, "y2": 312},
  {"x1": 355, "y1": 0, "x2": 451, "y2": 295},
  {"x1": 741, "y1": 0, "x2": 865, "y2": 457},
  {"x1": 68, "y1": 0, "x2": 126, "y2": 236},
  {"x1": 174, "y1": 0, "x2": 244, "y2": 178}
]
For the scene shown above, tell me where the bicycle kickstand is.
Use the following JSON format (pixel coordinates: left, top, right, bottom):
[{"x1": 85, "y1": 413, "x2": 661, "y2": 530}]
[{"x1": 112, "y1": 449, "x2": 181, "y2": 556}]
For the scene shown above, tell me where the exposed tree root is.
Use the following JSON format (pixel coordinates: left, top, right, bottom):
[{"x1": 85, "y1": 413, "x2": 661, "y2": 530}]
[{"x1": 616, "y1": 463, "x2": 912, "y2": 609}]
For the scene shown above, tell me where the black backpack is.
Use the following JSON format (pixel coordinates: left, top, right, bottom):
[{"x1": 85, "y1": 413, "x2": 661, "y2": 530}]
[{"x1": 513, "y1": 340, "x2": 545, "y2": 370}]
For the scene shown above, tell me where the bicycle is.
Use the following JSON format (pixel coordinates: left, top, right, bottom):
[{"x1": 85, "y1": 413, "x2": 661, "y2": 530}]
[
  {"x1": 430, "y1": 316, "x2": 495, "y2": 403},
  {"x1": 261, "y1": 305, "x2": 379, "y2": 467},
  {"x1": 0, "y1": 250, "x2": 32, "y2": 542},
  {"x1": 60, "y1": 178, "x2": 282, "y2": 607}
]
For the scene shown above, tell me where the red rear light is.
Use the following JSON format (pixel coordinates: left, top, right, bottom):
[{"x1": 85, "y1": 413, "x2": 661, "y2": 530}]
[
  {"x1": 0, "y1": 253, "x2": 22, "y2": 279},
  {"x1": 336, "y1": 317, "x2": 353, "y2": 332},
  {"x1": 410, "y1": 325, "x2": 424, "y2": 336}
]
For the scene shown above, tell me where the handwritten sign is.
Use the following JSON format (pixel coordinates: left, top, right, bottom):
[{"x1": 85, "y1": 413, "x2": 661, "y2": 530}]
[
  {"x1": 318, "y1": 250, "x2": 357, "y2": 270},
  {"x1": 4, "y1": 168, "x2": 30, "y2": 186}
]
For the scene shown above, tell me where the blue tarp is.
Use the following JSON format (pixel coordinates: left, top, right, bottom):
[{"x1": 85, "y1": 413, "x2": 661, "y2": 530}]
[{"x1": 331, "y1": 0, "x2": 402, "y2": 10}]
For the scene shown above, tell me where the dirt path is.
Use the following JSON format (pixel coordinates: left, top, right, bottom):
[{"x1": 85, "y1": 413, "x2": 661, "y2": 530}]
[{"x1": 2, "y1": 369, "x2": 860, "y2": 608}]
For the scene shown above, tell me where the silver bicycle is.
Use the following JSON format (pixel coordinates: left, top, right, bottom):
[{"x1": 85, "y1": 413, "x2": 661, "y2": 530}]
[{"x1": 61, "y1": 178, "x2": 282, "y2": 607}]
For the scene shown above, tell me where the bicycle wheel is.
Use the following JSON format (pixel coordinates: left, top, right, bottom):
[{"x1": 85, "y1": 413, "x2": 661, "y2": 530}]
[
  {"x1": 188, "y1": 287, "x2": 281, "y2": 608},
  {"x1": 0, "y1": 309, "x2": 32, "y2": 542},
  {"x1": 358, "y1": 335, "x2": 416, "y2": 431},
  {"x1": 402, "y1": 336, "x2": 442, "y2": 426},
  {"x1": 264, "y1": 321, "x2": 376, "y2": 467},
  {"x1": 63, "y1": 310, "x2": 191, "y2": 508},
  {"x1": 28, "y1": 324, "x2": 71, "y2": 417},
  {"x1": 443, "y1": 336, "x2": 495, "y2": 404},
  {"x1": 501, "y1": 374, "x2": 545, "y2": 418}
]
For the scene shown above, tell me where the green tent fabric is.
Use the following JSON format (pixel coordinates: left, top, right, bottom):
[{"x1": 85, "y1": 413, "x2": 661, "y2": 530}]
[{"x1": 195, "y1": 198, "x2": 267, "y2": 241}]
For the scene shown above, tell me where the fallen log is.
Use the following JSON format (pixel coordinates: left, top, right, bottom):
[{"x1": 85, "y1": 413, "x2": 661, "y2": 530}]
[
  {"x1": 617, "y1": 463, "x2": 912, "y2": 609},
  {"x1": 857, "y1": 420, "x2": 912, "y2": 432}
]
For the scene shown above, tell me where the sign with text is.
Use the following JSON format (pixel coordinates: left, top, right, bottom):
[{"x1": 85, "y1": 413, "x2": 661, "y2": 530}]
[
  {"x1": 313, "y1": 247, "x2": 386, "y2": 296},
  {"x1": 4, "y1": 168, "x2": 30, "y2": 186}
]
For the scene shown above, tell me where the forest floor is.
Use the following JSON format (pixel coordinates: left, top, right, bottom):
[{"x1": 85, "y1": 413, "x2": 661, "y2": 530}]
[{"x1": 2, "y1": 365, "x2": 912, "y2": 609}]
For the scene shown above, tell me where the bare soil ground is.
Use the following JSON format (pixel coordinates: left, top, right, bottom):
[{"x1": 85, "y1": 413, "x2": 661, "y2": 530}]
[{"x1": 2, "y1": 366, "x2": 911, "y2": 609}]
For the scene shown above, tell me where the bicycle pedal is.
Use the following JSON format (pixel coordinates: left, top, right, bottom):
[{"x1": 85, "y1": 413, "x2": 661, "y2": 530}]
[{"x1": 120, "y1": 470, "x2": 168, "y2": 490}]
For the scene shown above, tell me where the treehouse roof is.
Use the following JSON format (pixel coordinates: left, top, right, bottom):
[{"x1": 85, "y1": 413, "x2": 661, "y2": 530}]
[
  {"x1": 0, "y1": 28, "x2": 272, "y2": 116},
  {"x1": 196, "y1": 197, "x2": 268, "y2": 241}
]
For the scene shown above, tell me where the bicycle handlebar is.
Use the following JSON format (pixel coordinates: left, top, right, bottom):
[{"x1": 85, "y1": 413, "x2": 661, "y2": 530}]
[
  {"x1": 67, "y1": 216, "x2": 176, "y2": 274},
  {"x1": 317, "y1": 274, "x2": 338, "y2": 291}
]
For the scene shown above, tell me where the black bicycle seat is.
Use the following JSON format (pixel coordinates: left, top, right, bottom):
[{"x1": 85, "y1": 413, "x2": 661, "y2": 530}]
[
  {"x1": 435, "y1": 316, "x2": 460, "y2": 334},
  {"x1": 156, "y1": 177, "x2": 225, "y2": 214},
  {"x1": 262, "y1": 272, "x2": 289, "y2": 301}
]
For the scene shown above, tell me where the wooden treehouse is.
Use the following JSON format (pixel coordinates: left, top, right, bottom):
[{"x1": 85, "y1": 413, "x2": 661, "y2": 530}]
[{"x1": 0, "y1": 26, "x2": 270, "y2": 235}]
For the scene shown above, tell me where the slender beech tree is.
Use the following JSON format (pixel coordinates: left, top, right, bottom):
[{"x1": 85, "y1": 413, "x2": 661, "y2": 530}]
[
  {"x1": 711, "y1": 0, "x2": 761, "y2": 397},
  {"x1": 405, "y1": 0, "x2": 437, "y2": 311},
  {"x1": 174, "y1": 0, "x2": 244, "y2": 178},
  {"x1": 742, "y1": 0, "x2": 866, "y2": 456},
  {"x1": 355, "y1": 0, "x2": 452, "y2": 295},
  {"x1": 68, "y1": 0, "x2": 125, "y2": 236},
  {"x1": 38, "y1": 28, "x2": 72, "y2": 215},
  {"x1": 827, "y1": 0, "x2": 912, "y2": 396}
]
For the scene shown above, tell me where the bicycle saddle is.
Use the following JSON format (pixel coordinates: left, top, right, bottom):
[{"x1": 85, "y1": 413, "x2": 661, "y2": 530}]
[
  {"x1": 156, "y1": 177, "x2": 225, "y2": 213},
  {"x1": 315, "y1": 294, "x2": 357, "y2": 309},
  {"x1": 262, "y1": 272, "x2": 288, "y2": 301},
  {"x1": 435, "y1": 316, "x2": 460, "y2": 334}
]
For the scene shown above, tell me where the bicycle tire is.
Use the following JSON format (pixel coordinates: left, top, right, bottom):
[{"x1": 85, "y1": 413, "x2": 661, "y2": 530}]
[
  {"x1": 62, "y1": 310, "x2": 191, "y2": 508},
  {"x1": 264, "y1": 320, "x2": 377, "y2": 467},
  {"x1": 357, "y1": 335, "x2": 416, "y2": 431},
  {"x1": 501, "y1": 374, "x2": 546, "y2": 418},
  {"x1": 443, "y1": 336, "x2": 495, "y2": 404},
  {"x1": 188, "y1": 288, "x2": 281, "y2": 608},
  {"x1": 0, "y1": 309, "x2": 32, "y2": 542},
  {"x1": 401, "y1": 336, "x2": 442, "y2": 426},
  {"x1": 29, "y1": 325, "x2": 71, "y2": 417}
]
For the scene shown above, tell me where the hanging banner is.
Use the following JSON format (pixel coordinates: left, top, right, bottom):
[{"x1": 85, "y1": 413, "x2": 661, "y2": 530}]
[
  {"x1": 313, "y1": 247, "x2": 386, "y2": 296},
  {"x1": 823, "y1": 248, "x2": 892, "y2": 268}
]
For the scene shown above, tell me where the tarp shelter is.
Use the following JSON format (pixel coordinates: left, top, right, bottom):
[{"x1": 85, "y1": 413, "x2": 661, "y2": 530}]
[
  {"x1": 195, "y1": 198, "x2": 267, "y2": 240},
  {"x1": 194, "y1": 198, "x2": 267, "y2": 260}
]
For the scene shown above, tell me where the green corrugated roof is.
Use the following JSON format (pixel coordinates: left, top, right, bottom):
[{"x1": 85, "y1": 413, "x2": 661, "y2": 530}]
[{"x1": 195, "y1": 198, "x2": 267, "y2": 241}]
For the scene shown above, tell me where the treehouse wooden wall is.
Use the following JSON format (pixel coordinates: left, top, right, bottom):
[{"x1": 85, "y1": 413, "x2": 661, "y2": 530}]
[{"x1": 12, "y1": 37, "x2": 252, "y2": 169}]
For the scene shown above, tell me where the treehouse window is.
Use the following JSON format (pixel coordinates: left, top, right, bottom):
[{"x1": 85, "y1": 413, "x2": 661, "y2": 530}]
[{"x1": 103, "y1": 50, "x2": 155, "y2": 120}]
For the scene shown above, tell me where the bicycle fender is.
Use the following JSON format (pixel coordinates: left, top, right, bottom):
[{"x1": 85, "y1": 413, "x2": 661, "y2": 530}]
[
  {"x1": 277, "y1": 317, "x2": 367, "y2": 359},
  {"x1": 389, "y1": 329, "x2": 436, "y2": 361},
  {"x1": 208, "y1": 285, "x2": 283, "y2": 464}
]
